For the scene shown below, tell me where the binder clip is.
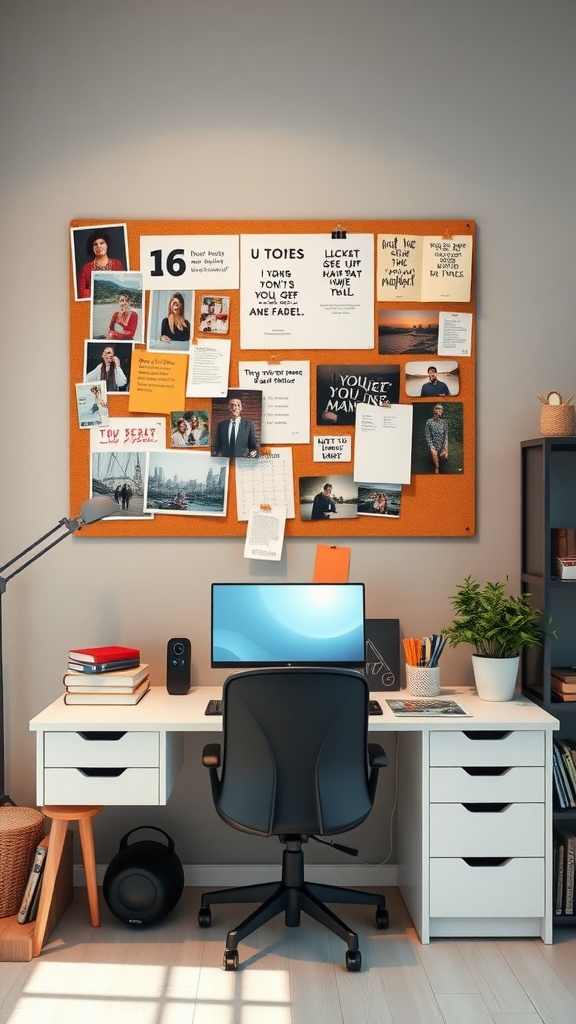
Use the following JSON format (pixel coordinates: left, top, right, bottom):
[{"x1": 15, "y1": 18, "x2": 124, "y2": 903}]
[{"x1": 331, "y1": 225, "x2": 347, "y2": 239}]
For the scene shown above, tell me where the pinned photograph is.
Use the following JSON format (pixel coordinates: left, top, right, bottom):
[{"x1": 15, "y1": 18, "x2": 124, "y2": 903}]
[
  {"x1": 411, "y1": 401, "x2": 463, "y2": 475},
  {"x1": 148, "y1": 289, "x2": 193, "y2": 352},
  {"x1": 212, "y1": 389, "x2": 261, "y2": 460},
  {"x1": 378, "y1": 310, "x2": 439, "y2": 355},
  {"x1": 299, "y1": 475, "x2": 358, "y2": 521},
  {"x1": 357, "y1": 484, "x2": 401, "y2": 517},
  {"x1": 84, "y1": 341, "x2": 132, "y2": 393},
  {"x1": 71, "y1": 223, "x2": 128, "y2": 301},
  {"x1": 145, "y1": 451, "x2": 228, "y2": 515},
  {"x1": 170, "y1": 410, "x2": 210, "y2": 448},
  {"x1": 405, "y1": 360, "x2": 460, "y2": 398},
  {"x1": 91, "y1": 271, "x2": 143, "y2": 343},
  {"x1": 91, "y1": 451, "x2": 150, "y2": 519},
  {"x1": 198, "y1": 294, "x2": 230, "y2": 334},
  {"x1": 75, "y1": 381, "x2": 109, "y2": 429}
]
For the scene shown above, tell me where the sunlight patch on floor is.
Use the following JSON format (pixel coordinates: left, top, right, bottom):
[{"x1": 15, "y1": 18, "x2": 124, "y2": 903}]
[{"x1": 8, "y1": 961, "x2": 292, "y2": 1024}]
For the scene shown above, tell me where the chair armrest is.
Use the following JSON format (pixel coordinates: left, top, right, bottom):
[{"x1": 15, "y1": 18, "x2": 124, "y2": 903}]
[
  {"x1": 368, "y1": 743, "x2": 388, "y2": 769},
  {"x1": 202, "y1": 743, "x2": 221, "y2": 768}
]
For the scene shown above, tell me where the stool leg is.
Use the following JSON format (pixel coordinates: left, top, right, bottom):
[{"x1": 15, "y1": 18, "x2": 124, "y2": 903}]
[
  {"x1": 32, "y1": 819, "x2": 68, "y2": 957},
  {"x1": 78, "y1": 815, "x2": 100, "y2": 927}
]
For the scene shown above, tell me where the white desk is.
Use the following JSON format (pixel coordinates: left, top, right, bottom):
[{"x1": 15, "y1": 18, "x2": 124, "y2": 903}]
[{"x1": 30, "y1": 685, "x2": 559, "y2": 944}]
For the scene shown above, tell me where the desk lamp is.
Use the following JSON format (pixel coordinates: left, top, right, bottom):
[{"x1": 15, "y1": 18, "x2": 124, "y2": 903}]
[{"x1": 0, "y1": 495, "x2": 118, "y2": 805}]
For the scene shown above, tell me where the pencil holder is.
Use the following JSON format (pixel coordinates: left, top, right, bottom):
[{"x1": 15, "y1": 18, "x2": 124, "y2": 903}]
[{"x1": 406, "y1": 664, "x2": 441, "y2": 697}]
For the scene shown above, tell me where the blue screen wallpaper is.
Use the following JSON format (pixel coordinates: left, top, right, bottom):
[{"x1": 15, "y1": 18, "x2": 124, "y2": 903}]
[{"x1": 212, "y1": 583, "x2": 365, "y2": 667}]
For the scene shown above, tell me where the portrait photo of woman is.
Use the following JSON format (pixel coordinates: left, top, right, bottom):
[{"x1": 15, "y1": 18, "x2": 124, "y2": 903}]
[
  {"x1": 91, "y1": 272, "x2": 143, "y2": 342},
  {"x1": 147, "y1": 289, "x2": 193, "y2": 353},
  {"x1": 84, "y1": 342, "x2": 131, "y2": 393},
  {"x1": 71, "y1": 223, "x2": 128, "y2": 300}
]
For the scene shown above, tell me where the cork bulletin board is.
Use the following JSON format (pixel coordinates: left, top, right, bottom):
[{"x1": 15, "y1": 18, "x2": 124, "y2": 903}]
[{"x1": 70, "y1": 218, "x2": 476, "y2": 538}]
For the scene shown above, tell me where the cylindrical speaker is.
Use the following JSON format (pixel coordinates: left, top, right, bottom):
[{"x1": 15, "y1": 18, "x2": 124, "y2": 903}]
[{"x1": 103, "y1": 826, "x2": 184, "y2": 926}]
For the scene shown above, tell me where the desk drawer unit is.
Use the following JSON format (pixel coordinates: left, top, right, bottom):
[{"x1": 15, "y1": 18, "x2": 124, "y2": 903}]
[
  {"x1": 429, "y1": 730, "x2": 546, "y2": 927},
  {"x1": 42, "y1": 731, "x2": 161, "y2": 805}
]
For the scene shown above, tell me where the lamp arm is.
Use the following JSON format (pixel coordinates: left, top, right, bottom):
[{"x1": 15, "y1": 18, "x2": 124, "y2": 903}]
[{"x1": 0, "y1": 518, "x2": 81, "y2": 593}]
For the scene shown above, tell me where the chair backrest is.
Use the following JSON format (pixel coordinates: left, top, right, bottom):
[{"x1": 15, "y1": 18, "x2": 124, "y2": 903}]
[{"x1": 215, "y1": 667, "x2": 374, "y2": 838}]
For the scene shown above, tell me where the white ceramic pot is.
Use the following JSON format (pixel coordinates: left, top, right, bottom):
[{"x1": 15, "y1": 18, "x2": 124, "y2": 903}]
[{"x1": 471, "y1": 655, "x2": 520, "y2": 702}]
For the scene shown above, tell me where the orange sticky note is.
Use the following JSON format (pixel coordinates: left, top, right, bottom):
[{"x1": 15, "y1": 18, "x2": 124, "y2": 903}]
[
  {"x1": 313, "y1": 544, "x2": 350, "y2": 583},
  {"x1": 128, "y1": 349, "x2": 187, "y2": 414}
]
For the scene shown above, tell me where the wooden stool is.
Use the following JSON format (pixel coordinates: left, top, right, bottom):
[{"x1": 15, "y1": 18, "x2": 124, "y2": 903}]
[{"x1": 33, "y1": 806, "x2": 103, "y2": 957}]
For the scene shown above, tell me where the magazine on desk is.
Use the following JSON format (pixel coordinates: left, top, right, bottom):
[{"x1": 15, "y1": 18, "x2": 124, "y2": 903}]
[{"x1": 386, "y1": 697, "x2": 470, "y2": 717}]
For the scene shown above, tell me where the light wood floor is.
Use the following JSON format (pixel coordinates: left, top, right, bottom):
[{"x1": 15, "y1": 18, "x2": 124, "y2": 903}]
[{"x1": 1, "y1": 887, "x2": 575, "y2": 1024}]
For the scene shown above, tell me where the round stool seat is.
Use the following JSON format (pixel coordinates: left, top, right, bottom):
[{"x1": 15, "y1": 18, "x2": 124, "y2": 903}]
[{"x1": 42, "y1": 806, "x2": 103, "y2": 822}]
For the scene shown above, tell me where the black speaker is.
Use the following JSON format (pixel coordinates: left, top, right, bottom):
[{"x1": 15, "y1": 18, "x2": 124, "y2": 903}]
[
  {"x1": 166, "y1": 637, "x2": 191, "y2": 694},
  {"x1": 103, "y1": 826, "x2": 184, "y2": 926}
]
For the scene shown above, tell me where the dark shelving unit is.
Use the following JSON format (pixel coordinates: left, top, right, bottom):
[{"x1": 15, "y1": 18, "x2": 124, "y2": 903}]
[{"x1": 521, "y1": 437, "x2": 576, "y2": 928}]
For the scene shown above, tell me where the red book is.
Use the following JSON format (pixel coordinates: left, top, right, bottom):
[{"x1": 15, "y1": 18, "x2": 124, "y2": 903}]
[{"x1": 67, "y1": 645, "x2": 140, "y2": 664}]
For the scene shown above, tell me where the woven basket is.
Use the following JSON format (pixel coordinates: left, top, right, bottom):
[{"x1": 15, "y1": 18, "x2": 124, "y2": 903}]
[
  {"x1": 540, "y1": 404, "x2": 576, "y2": 436},
  {"x1": 0, "y1": 806, "x2": 45, "y2": 917}
]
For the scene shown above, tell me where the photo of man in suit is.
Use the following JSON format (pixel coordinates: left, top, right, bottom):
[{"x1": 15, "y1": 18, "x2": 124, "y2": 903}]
[{"x1": 213, "y1": 397, "x2": 259, "y2": 459}]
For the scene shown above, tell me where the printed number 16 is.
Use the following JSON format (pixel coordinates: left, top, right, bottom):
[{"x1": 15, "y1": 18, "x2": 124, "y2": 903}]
[{"x1": 150, "y1": 248, "x2": 186, "y2": 277}]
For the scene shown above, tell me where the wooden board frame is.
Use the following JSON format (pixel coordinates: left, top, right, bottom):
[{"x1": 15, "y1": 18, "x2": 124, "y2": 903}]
[{"x1": 70, "y1": 218, "x2": 475, "y2": 538}]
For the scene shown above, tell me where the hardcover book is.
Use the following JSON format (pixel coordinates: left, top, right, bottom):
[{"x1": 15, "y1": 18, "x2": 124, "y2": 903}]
[
  {"x1": 63, "y1": 678, "x2": 150, "y2": 705},
  {"x1": 17, "y1": 838, "x2": 48, "y2": 924},
  {"x1": 64, "y1": 663, "x2": 150, "y2": 689},
  {"x1": 67, "y1": 658, "x2": 141, "y2": 674},
  {"x1": 68, "y1": 645, "x2": 140, "y2": 664}
]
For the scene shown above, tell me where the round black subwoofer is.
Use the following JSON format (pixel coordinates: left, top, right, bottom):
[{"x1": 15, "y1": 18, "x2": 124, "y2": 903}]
[{"x1": 103, "y1": 826, "x2": 184, "y2": 926}]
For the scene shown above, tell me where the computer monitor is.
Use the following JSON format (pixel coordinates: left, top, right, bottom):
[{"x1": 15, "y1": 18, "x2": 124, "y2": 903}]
[{"x1": 211, "y1": 582, "x2": 365, "y2": 669}]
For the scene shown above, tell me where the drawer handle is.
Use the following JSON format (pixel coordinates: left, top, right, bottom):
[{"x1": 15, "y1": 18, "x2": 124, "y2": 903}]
[
  {"x1": 462, "y1": 803, "x2": 510, "y2": 813},
  {"x1": 77, "y1": 732, "x2": 127, "y2": 741},
  {"x1": 462, "y1": 731, "x2": 511, "y2": 741},
  {"x1": 77, "y1": 767, "x2": 128, "y2": 778},
  {"x1": 462, "y1": 767, "x2": 510, "y2": 777},
  {"x1": 462, "y1": 857, "x2": 511, "y2": 867}
]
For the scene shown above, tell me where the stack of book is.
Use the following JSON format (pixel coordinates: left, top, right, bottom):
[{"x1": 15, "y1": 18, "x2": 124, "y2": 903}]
[
  {"x1": 551, "y1": 667, "x2": 576, "y2": 702},
  {"x1": 64, "y1": 646, "x2": 150, "y2": 705},
  {"x1": 554, "y1": 826, "x2": 576, "y2": 917}
]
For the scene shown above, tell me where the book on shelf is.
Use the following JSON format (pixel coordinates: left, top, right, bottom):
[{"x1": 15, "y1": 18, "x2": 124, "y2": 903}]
[
  {"x1": 557, "y1": 738, "x2": 576, "y2": 795},
  {"x1": 551, "y1": 667, "x2": 576, "y2": 684},
  {"x1": 68, "y1": 645, "x2": 140, "y2": 664},
  {"x1": 63, "y1": 678, "x2": 150, "y2": 705},
  {"x1": 67, "y1": 658, "x2": 141, "y2": 674},
  {"x1": 63, "y1": 663, "x2": 150, "y2": 690},
  {"x1": 17, "y1": 836, "x2": 48, "y2": 924},
  {"x1": 554, "y1": 833, "x2": 565, "y2": 915},
  {"x1": 553, "y1": 741, "x2": 576, "y2": 807},
  {"x1": 552, "y1": 747, "x2": 570, "y2": 809},
  {"x1": 65, "y1": 675, "x2": 149, "y2": 696},
  {"x1": 555, "y1": 827, "x2": 576, "y2": 916}
]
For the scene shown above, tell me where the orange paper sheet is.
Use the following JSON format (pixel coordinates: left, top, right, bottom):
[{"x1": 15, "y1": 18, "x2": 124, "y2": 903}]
[
  {"x1": 128, "y1": 350, "x2": 187, "y2": 414},
  {"x1": 313, "y1": 544, "x2": 350, "y2": 583}
]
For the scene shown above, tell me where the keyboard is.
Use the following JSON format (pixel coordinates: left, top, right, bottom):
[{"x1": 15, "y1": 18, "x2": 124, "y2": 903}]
[{"x1": 205, "y1": 698, "x2": 222, "y2": 716}]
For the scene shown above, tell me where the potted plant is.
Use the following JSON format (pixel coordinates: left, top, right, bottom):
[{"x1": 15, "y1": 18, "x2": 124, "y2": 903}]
[{"x1": 442, "y1": 576, "x2": 552, "y2": 701}]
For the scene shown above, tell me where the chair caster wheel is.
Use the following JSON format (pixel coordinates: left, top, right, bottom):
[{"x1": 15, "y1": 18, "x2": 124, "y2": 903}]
[
  {"x1": 376, "y1": 907, "x2": 389, "y2": 929},
  {"x1": 198, "y1": 907, "x2": 211, "y2": 928},
  {"x1": 224, "y1": 949, "x2": 239, "y2": 971},
  {"x1": 346, "y1": 949, "x2": 362, "y2": 972}
]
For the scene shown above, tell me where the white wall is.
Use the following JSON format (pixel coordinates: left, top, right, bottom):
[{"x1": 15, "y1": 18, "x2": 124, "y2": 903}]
[{"x1": 1, "y1": 0, "x2": 575, "y2": 865}]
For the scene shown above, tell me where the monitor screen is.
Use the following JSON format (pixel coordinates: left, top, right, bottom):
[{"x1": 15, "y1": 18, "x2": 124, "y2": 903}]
[{"x1": 211, "y1": 582, "x2": 365, "y2": 669}]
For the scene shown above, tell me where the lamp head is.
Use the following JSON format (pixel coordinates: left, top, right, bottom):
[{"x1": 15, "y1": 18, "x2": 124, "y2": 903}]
[{"x1": 78, "y1": 495, "x2": 118, "y2": 527}]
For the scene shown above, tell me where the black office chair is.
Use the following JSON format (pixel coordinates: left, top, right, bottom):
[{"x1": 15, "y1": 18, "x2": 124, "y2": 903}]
[{"x1": 198, "y1": 667, "x2": 389, "y2": 971}]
